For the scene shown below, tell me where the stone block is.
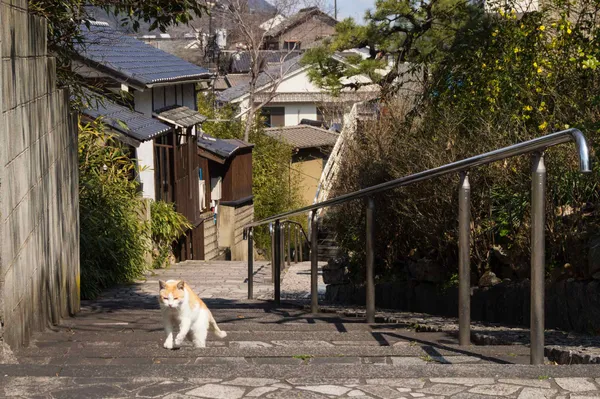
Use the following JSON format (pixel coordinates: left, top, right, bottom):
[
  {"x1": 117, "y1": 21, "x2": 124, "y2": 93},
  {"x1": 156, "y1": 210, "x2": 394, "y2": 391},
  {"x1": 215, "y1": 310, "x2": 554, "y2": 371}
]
[
  {"x1": 2, "y1": 59, "x2": 17, "y2": 111},
  {"x1": 4, "y1": 107, "x2": 25, "y2": 163},
  {"x1": 1, "y1": 3, "x2": 14, "y2": 59},
  {"x1": 13, "y1": 8, "x2": 28, "y2": 58}
]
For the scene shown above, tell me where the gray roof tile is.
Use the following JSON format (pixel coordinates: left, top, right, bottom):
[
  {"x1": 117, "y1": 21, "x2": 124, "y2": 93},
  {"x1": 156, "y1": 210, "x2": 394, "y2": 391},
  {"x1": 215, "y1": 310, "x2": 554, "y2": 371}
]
[
  {"x1": 265, "y1": 7, "x2": 336, "y2": 37},
  {"x1": 76, "y1": 23, "x2": 211, "y2": 87},
  {"x1": 154, "y1": 105, "x2": 207, "y2": 128},
  {"x1": 197, "y1": 134, "x2": 253, "y2": 159},
  {"x1": 81, "y1": 93, "x2": 172, "y2": 142},
  {"x1": 265, "y1": 124, "x2": 339, "y2": 149},
  {"x1": 218, "y1": 57, "x2": 304, "y2": 103}
]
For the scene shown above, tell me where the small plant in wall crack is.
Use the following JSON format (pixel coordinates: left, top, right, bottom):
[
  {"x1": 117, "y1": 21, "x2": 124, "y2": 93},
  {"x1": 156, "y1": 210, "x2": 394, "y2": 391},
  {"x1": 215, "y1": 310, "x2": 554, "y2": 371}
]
[{"x1": 293, "y1": 354, "x2": 314, "y2": 363}]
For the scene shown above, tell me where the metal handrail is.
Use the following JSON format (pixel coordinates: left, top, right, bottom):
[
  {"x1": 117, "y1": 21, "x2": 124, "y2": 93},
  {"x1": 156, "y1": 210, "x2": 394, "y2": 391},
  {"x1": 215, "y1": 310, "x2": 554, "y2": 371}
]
[
  {"x1": 244, "y1": 129, "x2": 590, "y2": 229},
  {"x1": 244, "y1": 128, "x2": 592, "y2": 365}
]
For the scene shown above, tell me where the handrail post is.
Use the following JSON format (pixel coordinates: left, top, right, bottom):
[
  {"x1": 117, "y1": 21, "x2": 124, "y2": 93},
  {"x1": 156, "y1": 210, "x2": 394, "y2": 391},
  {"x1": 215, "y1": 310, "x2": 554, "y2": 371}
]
[
  {"x1": 299, "y1": 226, "x2": 304, "y2": 262},
  {"x1": 311, "y1": 212, "x2": 319, "y2": 313},
  {"x1": 280, "y1": 222, "x2": 285, "y2": 272},
  {"x1": 247, "y1": 228, "x2": 254, "y2": 300},
  {"x1": 366, "y1": 197, "x2": 375, "y2": 323},
  {"x1": 294, "y1": 225, "x2": 299, "y2": 264},
  {"x1": 270, "y1": 223, "x2": 275, "y2": 283},
  {"x1": 531, "y1": 153, "x2": 546, "y2": 365},
  {"x1": 274, "y1": 220, "x2": 282, "y2": 305},
  {"x1": 287, "y1": 223, "x2": 291, "y2": 266},
  {"x1": 458, "y1": 172, "x2": 471, "y2": 346}
]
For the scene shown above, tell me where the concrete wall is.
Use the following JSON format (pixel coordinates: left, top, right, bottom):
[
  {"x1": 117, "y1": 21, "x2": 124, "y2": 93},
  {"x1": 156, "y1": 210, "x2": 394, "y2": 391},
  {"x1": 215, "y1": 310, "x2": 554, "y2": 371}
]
[
  {"x1": 0, "y1": 0, "x2": 80, "y2": 348},
  {"x1": 204, "y1": 212, "x2": 219, "y2": 260},
  {"x1": 217, "y1": 204, "x2": 254, "y2": 261},
  {"x1": 292, "y1": 156, "x2": 324, "y2": 206},
  {"x1": 284, "y1": 103, "x2": 318, "y2": 126},
  {"x1": 231, "y1": 204, "x2": 253, "y2": 261}
]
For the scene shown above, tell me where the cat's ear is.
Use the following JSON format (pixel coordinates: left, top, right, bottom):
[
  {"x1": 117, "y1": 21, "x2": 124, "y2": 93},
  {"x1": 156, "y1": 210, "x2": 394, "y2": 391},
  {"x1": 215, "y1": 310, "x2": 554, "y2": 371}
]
[
  {"x1": 159, "y1": 280, "x2": 166, "y2": 290},
  {"x1": 176, "y1": 280, "x2": 185, "y2": 290}
]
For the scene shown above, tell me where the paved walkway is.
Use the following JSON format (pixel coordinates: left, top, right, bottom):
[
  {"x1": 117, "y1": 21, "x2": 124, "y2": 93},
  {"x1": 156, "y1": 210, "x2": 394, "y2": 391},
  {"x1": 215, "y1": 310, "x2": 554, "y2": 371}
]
[{"x1": 2, "y1": 260, "x2": 600, "y2": 398}]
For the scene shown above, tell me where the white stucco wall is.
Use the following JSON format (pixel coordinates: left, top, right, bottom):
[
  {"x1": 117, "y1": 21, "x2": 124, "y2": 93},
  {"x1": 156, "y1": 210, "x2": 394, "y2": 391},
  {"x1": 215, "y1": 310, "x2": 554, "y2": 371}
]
[
  {"x1": 133, "y1": 90, "x2": 156, "y2": 200},
  {"x1": 276, "y1": 69, "x2": 320, "y2": 93},
  {"x1": 284, "y1": 103, "x2": 318, "y2": 126}
]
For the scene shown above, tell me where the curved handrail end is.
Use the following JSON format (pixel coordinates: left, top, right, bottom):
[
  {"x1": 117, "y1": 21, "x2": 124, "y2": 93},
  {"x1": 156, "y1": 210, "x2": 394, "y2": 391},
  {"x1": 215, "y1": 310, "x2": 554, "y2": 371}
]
[{"x1": 568, "y1": 128, "x2": 592, "y2": 173}]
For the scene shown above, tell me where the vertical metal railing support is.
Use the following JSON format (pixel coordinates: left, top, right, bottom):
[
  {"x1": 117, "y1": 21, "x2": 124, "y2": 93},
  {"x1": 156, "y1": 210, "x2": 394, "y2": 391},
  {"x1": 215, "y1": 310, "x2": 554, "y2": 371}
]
[
  {"x1": 299, "y1": 228, "x2": 304, "y2": 263},
  {"x1": 530, "y1": 153, "x2": 546, "y2": 365},
  {"x1": 366, "y1": 197, "x2": 375, "y2": 323},
  {"x1": 311, "y1": 212, "x2": 319, "y2": 313},
  {"x1": 294, "y1": 225, "x2": 299, "y2": 264},
  {"x1": 274, "y1": 220, "x2": 282, "y2": 305},
  {"x1": 287, "y1": 223, "x2": 292, "y2": 266},
  {"x1": 247, "y1": 228, "x2": 254, "y2": 300},
  {"x1": 280, "y1": 223, "x2": 285, "y2": 272},
  {"x1": 270, "y1": 223, "x2": 275, "y2": 283},
  {"x1": 458, "y1": 173, "x2": 471, "y2": 346}
]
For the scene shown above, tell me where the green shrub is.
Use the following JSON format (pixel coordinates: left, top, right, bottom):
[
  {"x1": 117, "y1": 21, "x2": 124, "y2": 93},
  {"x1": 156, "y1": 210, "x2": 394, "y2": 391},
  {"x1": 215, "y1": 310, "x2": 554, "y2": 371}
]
[
  {"x1": 321, "y1": 0, "x2": 600, "y2": 284},
  {"x1": 78, "y1": 119, "x2": 150, "y2": 299},
  {"x1": 197, "y1": 94, "x2": 302, "y2": 256},
  {"x1": 151, "y1": 201, "x2": 192, "y2": 268}
]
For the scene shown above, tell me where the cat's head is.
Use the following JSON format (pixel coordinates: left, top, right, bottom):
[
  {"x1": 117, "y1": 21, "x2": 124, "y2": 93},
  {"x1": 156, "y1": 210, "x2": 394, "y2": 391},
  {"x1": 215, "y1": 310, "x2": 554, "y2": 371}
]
[{"x1": 159, "y1": 280, "x2": 185, "y2": 308}]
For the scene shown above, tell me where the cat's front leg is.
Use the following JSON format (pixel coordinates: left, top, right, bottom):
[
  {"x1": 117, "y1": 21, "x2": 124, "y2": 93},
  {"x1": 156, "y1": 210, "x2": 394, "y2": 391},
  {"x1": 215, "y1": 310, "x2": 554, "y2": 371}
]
[
  {"x1": 163, "y1": 313, "x2": 175, "y2": 349},
  {"x1": 174, "y1": 317, "x2": 192, "y2": 347}
]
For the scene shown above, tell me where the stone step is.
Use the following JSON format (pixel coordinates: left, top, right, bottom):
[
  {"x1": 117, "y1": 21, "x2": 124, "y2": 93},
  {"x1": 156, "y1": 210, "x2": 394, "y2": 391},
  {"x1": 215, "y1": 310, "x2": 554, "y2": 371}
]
[
  {"x1": 16, "y1": 344, "x2": 500, "y2": 361},
  {"x1": 3, "y1": 363, "x2": 598, "y2": 380}
]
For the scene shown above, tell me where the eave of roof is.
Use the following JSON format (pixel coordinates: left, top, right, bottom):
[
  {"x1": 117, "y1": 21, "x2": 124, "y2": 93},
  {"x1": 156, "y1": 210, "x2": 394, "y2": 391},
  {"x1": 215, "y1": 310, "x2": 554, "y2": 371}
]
[
  {"x1": 81, "y1": 93, "x2": 172, "y2": 142},
  {"x1": 197, "y1": 134, "x2": 254, "y2": 161},
  {"x1": 264, "y1": 124, "x2": 339, "y2": 149},
  {"x1": 153, "y1": 105, "x2": 207, "y2": 128}
]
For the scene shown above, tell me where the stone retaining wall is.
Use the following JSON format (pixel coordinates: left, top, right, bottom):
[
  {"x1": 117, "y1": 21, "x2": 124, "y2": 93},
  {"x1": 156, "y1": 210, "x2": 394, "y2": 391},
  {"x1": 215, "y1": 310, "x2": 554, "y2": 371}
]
[
  {"x1": 326, "y1": 279, "x2": 600, "y2": 334},
  {"x1": 0, "y1": 0, "x2": 79, "y2": 348}
]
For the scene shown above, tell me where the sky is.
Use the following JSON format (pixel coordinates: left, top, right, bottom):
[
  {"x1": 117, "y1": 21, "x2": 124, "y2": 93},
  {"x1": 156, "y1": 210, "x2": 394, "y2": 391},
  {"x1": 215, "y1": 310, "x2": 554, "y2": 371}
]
[{"x1": 335, "y1": 0, "x2": 376, "y2": 22}]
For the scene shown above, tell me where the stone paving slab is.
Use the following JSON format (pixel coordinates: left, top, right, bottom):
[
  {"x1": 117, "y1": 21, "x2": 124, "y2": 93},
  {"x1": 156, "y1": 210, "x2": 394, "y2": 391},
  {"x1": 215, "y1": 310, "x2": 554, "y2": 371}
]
[
  {"x1": 311, "y1": 305, "x2": 600, "y2": 365},
  {"x1": 4, "y1": 260, "x2": 600, "y2": 398},
  {"x1": 2, "y1": 375, "x2": 600, "y2": 398}
]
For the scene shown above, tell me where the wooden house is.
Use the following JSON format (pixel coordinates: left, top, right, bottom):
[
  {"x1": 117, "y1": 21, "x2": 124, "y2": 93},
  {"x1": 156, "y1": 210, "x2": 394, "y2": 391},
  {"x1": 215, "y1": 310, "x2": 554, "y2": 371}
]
[{"x1": 75, "y1": 21, "x2": 254, "y2": 261}]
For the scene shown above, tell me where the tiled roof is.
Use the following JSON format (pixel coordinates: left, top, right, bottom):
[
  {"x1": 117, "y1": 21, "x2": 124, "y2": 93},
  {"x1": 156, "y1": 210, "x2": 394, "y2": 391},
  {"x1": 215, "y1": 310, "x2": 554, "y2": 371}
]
[
  {"x1": 218, "y1": 57, "x2": 304, "y2": 103},
  {"x1": 264, "y1": 124, "x2": 339, "y2": 149},
  {"x1": 75, "y1": 23, "x2": 211, "y2": 88},
  {"x1": 265, "y1": 7, "x2": 336, "y2": 37},
  {"x1": 214, "y1": 76, "x2": 230, "y2": 90},
  {"x1": 197, "y1": 134, "x2": 253, "y2": 159},
  {"x1": 227, "y1": 51, "x2": 302, "y2": 74},
  {"x1": 153, "y1": 105, "x2": 207, "y2": 128},
  {"x1": 254, "y1": 91, "x2": 380, "y2": 103},
  {"x1": 226, "y1": 74, "x2": 251, "y2": 88},
  {"x1": 81, "y1": 92, "x2": 172, "y2": 142}
]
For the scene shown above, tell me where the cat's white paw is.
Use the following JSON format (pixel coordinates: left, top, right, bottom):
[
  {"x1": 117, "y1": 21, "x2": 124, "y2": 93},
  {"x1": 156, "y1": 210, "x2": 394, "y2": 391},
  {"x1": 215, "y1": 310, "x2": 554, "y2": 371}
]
[
  {"x1": 193, "y1": 341, "x2": 206, "y2": 348},
  {"x1": 174, "y1": 336, "x2": 185, "y2": 347},
  {"x1": 163, "y1": 339, "x2": 174, "y2": 349}
]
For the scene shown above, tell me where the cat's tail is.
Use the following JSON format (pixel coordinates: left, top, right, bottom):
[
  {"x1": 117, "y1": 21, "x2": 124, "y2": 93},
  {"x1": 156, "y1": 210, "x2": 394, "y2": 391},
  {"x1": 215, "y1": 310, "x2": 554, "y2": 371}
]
[{"x1": 209, "y1": 314, "x2": 227, "y2": 339}]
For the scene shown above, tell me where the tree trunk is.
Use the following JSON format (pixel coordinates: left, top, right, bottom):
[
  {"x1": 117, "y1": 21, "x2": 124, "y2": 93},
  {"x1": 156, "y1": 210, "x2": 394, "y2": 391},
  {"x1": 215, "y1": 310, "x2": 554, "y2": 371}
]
[{"x1": 243, "y1": 77, "x2": 258, "y2": 142}]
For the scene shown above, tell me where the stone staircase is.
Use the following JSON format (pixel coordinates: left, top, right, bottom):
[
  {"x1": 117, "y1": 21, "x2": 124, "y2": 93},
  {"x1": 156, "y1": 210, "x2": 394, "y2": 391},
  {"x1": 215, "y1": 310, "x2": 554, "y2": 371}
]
[{"x1": 2, "y1": 261, "x2": 600, "y2": 398}]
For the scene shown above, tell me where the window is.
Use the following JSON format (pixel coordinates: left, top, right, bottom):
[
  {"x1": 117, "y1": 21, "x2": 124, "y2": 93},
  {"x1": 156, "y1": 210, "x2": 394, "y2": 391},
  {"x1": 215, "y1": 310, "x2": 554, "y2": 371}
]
[
  {"x1": 283, "y1": 41, "x2": 301, "y2": 50},
  {"x1": 261, "y1": 107, "x2": 285, "y2": 127}
]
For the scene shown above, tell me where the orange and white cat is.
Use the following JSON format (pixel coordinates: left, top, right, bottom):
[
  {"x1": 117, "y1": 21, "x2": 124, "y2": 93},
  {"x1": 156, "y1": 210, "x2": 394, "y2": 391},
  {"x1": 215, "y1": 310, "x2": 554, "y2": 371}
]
[{"x1": 159, "y1": 280, "x2": 227, "y2": 349}]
